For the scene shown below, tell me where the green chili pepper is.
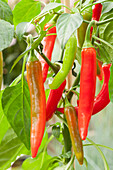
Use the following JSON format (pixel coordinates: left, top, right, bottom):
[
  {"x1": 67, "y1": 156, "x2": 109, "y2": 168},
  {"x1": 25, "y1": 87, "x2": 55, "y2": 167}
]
[
  {"x1": 49, "y1": 33, "x2": 77, "y2": 89},
  {"x1": 77, "y1": 6, "x2": 92, "y2": 48}
]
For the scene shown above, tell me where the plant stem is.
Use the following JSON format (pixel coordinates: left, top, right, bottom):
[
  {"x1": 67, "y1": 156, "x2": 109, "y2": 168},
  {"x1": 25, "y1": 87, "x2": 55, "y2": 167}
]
[
  {"x1": 93, "y1": 35, "x2": 113, "y2": 50},
  {"x1": 35, "y1": 48, "x2": 59, "y2": 74},
  {"x1": 96, "y1": 18, "x2": 113, "y2": 26}
]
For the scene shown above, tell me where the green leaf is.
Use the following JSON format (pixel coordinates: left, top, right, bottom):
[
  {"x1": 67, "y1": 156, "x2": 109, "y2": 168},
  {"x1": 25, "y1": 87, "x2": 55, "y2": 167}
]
[
  {"x1": 102, "y1": 2, "x2": 113, "y2": 14},
  {"x1": 22, "y1": 151, "x2": 52, "y2": 170},
  {"x1": 52, "y1": 125, "x2": 60, "y2": 138},
  {"x1": 16, "y1": 22, "x2": 30, "y2": 41},
  {"x1": 109, "y1": 64, "x2": 113, "y2": 102},
  {"x1": 60, "y1": 151, "x2": 72, "y2": 159},
  {"x1": 0, "y1": 0, "x2": 13, "y2": 24},
  {"x1": 0, "y1": 20, "x2": 14, "y2": 51},
  {"x1": 99, "y1": 9, "x2": 113, "y2": 63},
  {"x1": 41, "y1": 2, "x2": 63, "y2": 14},
  {"x1": 0, "y1": 128, "x2": 29, "y2": 170},
  {"x1": 38, "y1": 129, "x2": 48, "y2": 153},
  {"x1": 13, "y1": 0, "x2": 41, "y2": 28},
  {"x1": 56, "y1": 13, "x2": 83, "y2": 49},
  {"x1": 2, "y1": 78, "x2": 31, "y2": 149},
  {"x1": 0, "y1": 91, "x2": 10, "y2": 144}
]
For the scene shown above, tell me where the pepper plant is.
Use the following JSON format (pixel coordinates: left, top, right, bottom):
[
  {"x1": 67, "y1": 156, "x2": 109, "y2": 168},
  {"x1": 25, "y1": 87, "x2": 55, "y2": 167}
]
[{"x1": 1, "y1": 0, "x2": 113, "y2": 169}]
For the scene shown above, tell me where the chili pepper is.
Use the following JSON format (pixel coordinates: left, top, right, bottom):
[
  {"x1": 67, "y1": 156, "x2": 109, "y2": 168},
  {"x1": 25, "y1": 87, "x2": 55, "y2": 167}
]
[
  {"x1": 26, "y1": 51, "x2": 46, "y2": 158},
  {"x1": 90, "y1": 3, "x2": 102, "y2": 37},
  {"x1": 49, "y1": 33, "x2": 77, "y2": 89},
  {"x1": 46, "y1": 80, "x2": 66, "y2": 121},
  {"x1": 57, "y1": 64, "x2": 111, "y2": 116},
  {"x1": 77, "y1": 5, "x2": 92, "y2": 48},
  {"x1": 0, "y1": 51, "x2": 3, "y2": 90},
  {"x1": 37, "y1": 23, "x2": 56, "y2": 82},
  {"x1": 77, "y1": 20, "x2": 97, "y2": 140},
  {"x1": 64, "y1": 98, "x2": 83, "y2": 165}
]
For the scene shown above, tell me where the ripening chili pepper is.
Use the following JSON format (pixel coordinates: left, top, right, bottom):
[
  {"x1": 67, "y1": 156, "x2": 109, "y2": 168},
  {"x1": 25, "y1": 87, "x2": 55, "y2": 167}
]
[
  {"x1": 90, "y1": 3, "x2": 103, "y2": 37},
  {"x1": 26, "y1": 51, "x2": 46, "y2": 158},
  {"x1": 57, "y1": 64, "x2": 111, "y2": 117},
  {"x1": 77, "y1": 5, "x2": 92, "y2": 48},
  {"x1": 46, "y1": 80, "x2": 66, "y2": 121},
  {"x1": 49, "y1": 33, "x2": 77, "y2": 89},
  {"x1": 64, "y1": 98, "x2": 83, "y2": 165},
  {"x1": 78, "y1": 21, "x2": 97, "y2": 140},
  {"x1": 37, "y1": 23, "x2": 56, "y2": 82},
  {"x1": 0, "y1": 51, "x2": 3, "y2": 90}
]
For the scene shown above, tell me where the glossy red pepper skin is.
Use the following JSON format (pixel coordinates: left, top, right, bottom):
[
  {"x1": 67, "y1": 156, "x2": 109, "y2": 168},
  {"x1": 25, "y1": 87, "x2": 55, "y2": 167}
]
[
  {"x1": 64, "y1": 106, "x2": 83, "y2": 165},
  {"x1": 46, "y1": 80, "x2": 66, "y2": 121},
  {"x1": 38, "y1": 23, "x2": 56, "y2": 82},
  {"x1": 78, "y1": 47, "x2": 97, "y2": 140},
  {"x1": 57, "y1": 64, "x2": 111, "y2": 115},
  {"x1": 90, "y1": 3, "x2": 103, "y2": 36},
  {"x1": 26, "y1": 57, "x2": 46, "y2": 158},
  {"x1": 97, "y1": 60, "x2": 103, "y2": 81}
]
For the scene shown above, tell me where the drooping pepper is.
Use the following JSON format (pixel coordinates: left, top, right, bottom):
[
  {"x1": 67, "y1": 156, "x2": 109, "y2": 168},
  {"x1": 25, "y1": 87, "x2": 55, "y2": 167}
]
[
  {"x1": 26, "y1": 51, "x2": 46, "y2": 158},
  {"x1": 57, "y1": 63, "x2": 111, "y2": 117},
  {"x1": 49, "y1": 33, "x2": 77, "y2": 89},
  {"x1": 37, "y1": 23, "x2": 57, "y2": 82},
  {"x1": 0, "y1": 51, "x2": 3, "y2": 90},
  {"x1": 46, "y1": 80, "x2": 66, "y2": 121},
  {"x1": 78, "y1": 20, "x2": 97, "y2": 140},
  {"x1": 64, "y1": 98, "x2": 83, "y2": 165}
]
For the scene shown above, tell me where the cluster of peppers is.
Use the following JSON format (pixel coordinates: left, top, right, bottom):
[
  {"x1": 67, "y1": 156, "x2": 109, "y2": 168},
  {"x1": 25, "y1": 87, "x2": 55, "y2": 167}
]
[{"x1": 26, "y1": 2, "x2": 111, "y2": 165}]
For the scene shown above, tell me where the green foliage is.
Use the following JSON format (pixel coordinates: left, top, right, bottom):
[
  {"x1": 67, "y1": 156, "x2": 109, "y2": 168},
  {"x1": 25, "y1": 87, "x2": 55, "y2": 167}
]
[
  {"x1": 0, "y1": 0, "x2": 13, "y2": 24},
  {"x1": 13, "y1": 0, "x2": 41, "y2": 28},
  {"x1": 2, "y1": 78, "x2": 31, "y2": 149},
  {"x1": 16, "y1": 22, "x2": 30, "y2": 41},
  {"x1": 52, "y1": 125, "x2": 60, "y2": 138},
  {"x1": 0, "y1": 128, "x2": 29, "y2": 170},
  {"x1": 99, "y1": 9, "x2": 113, "y2": 63},
  {"x1": 109, "y1": 64, "x2": 113, "y2": 102},
  {"x1": 0, "y1": 20, "x2": 14, "y2": 51},
  {"x1": 56, "y1": 13, "x2": 83, "y2": 49}
]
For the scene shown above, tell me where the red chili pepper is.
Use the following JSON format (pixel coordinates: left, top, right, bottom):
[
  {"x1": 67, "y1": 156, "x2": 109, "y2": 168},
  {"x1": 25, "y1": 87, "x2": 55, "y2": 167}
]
[
  {"x1": 90, "y1": 3, "x2": 103, "y2": 37},
  {"x1": 78, "y1": 47, "x2": 97, "y2": 140},
  {"x1": 37, "y1": 23, "x2": 56, "y2": 82},
  {"x1": 97, "y1": 60, "x2": 103, "y2": 81},
  {"x1": 57, "y1": 64, "x2": 111, "y2": 116},
  {"x1": 46, "y1": 80, "x2": 66, "y2": 121},
  {"x1": 26, "y1": 52, "x2": 46, "y2": 158}
]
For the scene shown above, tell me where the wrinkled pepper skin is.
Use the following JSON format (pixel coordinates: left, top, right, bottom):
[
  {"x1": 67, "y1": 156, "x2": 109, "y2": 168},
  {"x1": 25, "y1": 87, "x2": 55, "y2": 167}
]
[
  {"x1": 38, "y1": 23, "x2": 56, "y2": 83},
  {"x1": 64, "y1": 106, "x2": 83, "y2": 165},
  {"x1": 0, "y1": 51, "x2": 3, "y2": 90},
  {"x1": 77, "y1": 7, "x2": 92, "y2": 48},
  {"x1": 46, "y1": 80, "x2": 66, "y2": 121},
  {"x1": 49, "y1": 33, "x2": 77, "y2": 89},
  {"x1": 57, "y1": 64, "x2": 111, "y2": 116},
  {"x1": 26, "y1": 55, "x2": 46, "y2": 158}
]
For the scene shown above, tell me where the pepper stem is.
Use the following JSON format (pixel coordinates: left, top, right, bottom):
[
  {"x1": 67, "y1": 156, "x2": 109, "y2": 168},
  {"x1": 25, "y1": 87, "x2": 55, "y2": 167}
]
[{"x1": 83, "y1": 20, "x2": 95, "y2": 48}]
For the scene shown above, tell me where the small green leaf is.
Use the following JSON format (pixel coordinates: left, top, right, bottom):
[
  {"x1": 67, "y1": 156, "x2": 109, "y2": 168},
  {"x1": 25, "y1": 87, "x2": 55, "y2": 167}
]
[
  {"x1": 2, "y1": 78, "x2": 30, "y2": 149},
  {"x1": 52, "y1": 125, "x2": 60, "y2": 138},
  {"x1": 0, "y1": 20, "x2": 14, "y2": 51},
  {"x1": 0, "y1": 0, "x2": 13, "y2": 24},
  {"x1": 16, "y1": 22, "x2": 30, "y2": 41},
  {"x1": 109, "y1": 64, "x2": 113, "y2": 102},
  {"x1": 13, "y1": 0, "x2": 41, "y2": 28},
  {"x1": 0, "y1": 91, "x2": 10, "y2": 144},
  {"x1": 0, "y1": 128, "x2": 29, "y2": 170},
  {"x1": 56, "y1": 13, "x2": 83, "y2": 49},
  {"x1": 102, "y1": 2, "x2": 113, "y2": 14},
  {"x1": 60, "y1": 151, "x2": 72, "y2": 159},
  {"x1": 41, "y1": 2, "x2": 63, "y2": 14}
]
